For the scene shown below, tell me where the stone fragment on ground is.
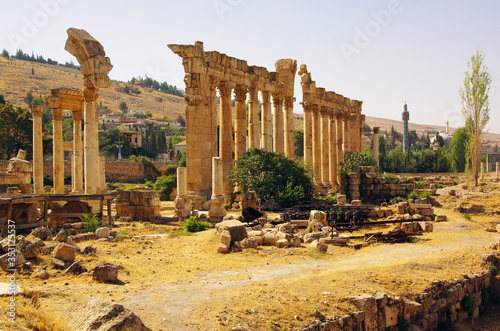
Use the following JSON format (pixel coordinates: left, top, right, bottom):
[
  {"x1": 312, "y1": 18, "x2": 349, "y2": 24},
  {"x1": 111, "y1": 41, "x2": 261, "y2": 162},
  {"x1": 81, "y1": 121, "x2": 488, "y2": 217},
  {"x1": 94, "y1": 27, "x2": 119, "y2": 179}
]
[{"x1": 93, "y1": 264, "x2": 118, "y2": 283}]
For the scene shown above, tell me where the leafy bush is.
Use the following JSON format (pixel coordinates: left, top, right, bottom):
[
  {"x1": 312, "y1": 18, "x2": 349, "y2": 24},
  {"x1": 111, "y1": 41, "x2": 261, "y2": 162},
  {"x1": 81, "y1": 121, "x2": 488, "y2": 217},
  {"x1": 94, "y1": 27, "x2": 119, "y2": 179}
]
[
  {"x1": 415, "y1": 181, "x2": 425, "y2": 189},
  {"x1": 464, "y1": 213, "x2": 472, "y2": 220},
  {"x1": 462, "y1": 294, "x2": 477, "y2": 317},
  {"x1": 338, "y1": 151, "x2": 378, "y2": 174},
  {"x1": 228, "y1": 149, "x2": 314, "y2": 207},
  {"x1": 407, "y1": 191, "x2": 419, "y2": 200},
  {"x1": 154, "y1": 174, "x2": 177, "y2": 201},
  {"x1": 381, "y1": 172, "x2": 397, "y2": 181},
  {"x1": 325, "y1": 193, "x2": 340, "y2": 205},
  {"x1": 400, "y1": 177, "x2": 409, "y2": 184},
  {"x1": 419, "y1": 191, "x2": 432, "y2": 199},
  {"x1": 161, "y1": 164, "x2": 178, "y2": 176},
  {"x1": 80, "y1": 214, "x2": 101, "y2": 233},
  {"x1": 396, "y1": 316, "x2": 411, "y2": 331},
  {"x1": 489, "y1": 265, "x2": 499, "y2": 277},
  {"x1": 183, "y1": 216, "x2": 211, "y2": 233},
  {"x1": 481, "y1": 286, "x2": 489, "y2": 306},
  {"x1": 143, "y1": 179, "x2": 154, "y2": 188}
]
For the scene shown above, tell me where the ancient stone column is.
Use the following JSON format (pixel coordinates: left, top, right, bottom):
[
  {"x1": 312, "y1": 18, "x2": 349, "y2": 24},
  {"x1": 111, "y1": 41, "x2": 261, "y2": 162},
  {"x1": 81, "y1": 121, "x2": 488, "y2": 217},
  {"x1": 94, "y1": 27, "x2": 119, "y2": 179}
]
[
  {"x1": 312, "y1": 104, "x2": 321, "y2": 184},
  {"x1": 272, "y1": 93, "x2": 284, "y2": 153},
  {"x1": 177, "y1": 167, "x2": 187, "y2": 196},
  {"x1": 72, "y1": 109, "x2": 84, "y2": 193},
  {"x1": 261, "y1": 91, "x2": 272, "y2": 151},
  {"x1": 174, "y1": 166, "x2": 191, "y2": 218},
  {"x1": 329, "y1": 111, "x2": 337, "y2": 189},
  {"x1": 31, "y1": 105, "x2": 44, "y2": 194},
  {"x1": 496, "y1": 162, "x2": 499, "y2": 179},
  {"x1": 234, "y1": 85, "x2": 248, "y2": 158},
  {"x1": 481, "y1": 162, "x2": 484, "y2": 180},
  {"x1": 336, "y1": 111, "x2": 344, "y2": 168},
  {"x1": 219, "y1": 83, "x2": 234, "y2": 198},
  {"x1": 343, "y1": 116, "x2": 350, "y2": 154},
  {"x1": 100, "y1": 156, "x2": 106, "y2": 190},
  {"x1": 248, "y1": 87, "x2": 260, "y2": 149},
  {"x1": 209, "y1": 157, "x2": 226, "y2": 218},
  {"x1": 84, "y1": 87, "x2": 98, "y2": 194},
  {"x1": 52, "y1": 108, "x2": 64, "y2": 194},
  {"x1": 95, "y1": 109, "x2": 101, "y2": 191},
  {"x1": 303, "y1": 103, "x2": 313, "y2": 166},
  {"x1": 373, "y1": 127, "x2": 380, "y2": 166},
  {"x1": 284, "y1": 96, "x2": 294, "y2": 158},
  {"x1": 320, "y1": 107, "x2": 330, "y2": 189}
]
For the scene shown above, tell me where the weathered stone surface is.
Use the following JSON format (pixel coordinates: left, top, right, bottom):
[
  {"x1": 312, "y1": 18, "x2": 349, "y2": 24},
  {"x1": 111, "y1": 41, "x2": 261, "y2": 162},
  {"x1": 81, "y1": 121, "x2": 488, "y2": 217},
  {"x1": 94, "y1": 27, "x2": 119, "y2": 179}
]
[
  {"x1": 337, "y1": 195, "x2": 347, "y2": 205},
  {"x1": 220, "y1": 230, "x2": 231, "y2": 246},
  {"x1": 276, "y1": 239, "x2": 289, "y2": 248},
  {"x1": 69, "y1": 233, "x2": 97, "y2": 243},
  {"x1": 40, "y1": 242, "x2": 58, "y2": 255},
  {"x1": 51, "y1": 243, "x2": 75, "y2": 262},
  {"x1": 310, "y1": 240, "x2": 327, "y2": 252},
  {"x1": 55, "y1": 230, "x2": 68, "y2": 242},
  {"x1": 51, "y1": 257, "x2": 67, "y2": 269},
  {"x1": 65, "y1": 260, "x2": 87, "y2": 275},
  {"x1": 215, "y1": 220, "x2": 247, "y2": 243},
  {"x1": 93, "y1": 264, "x2": 118, "y2": 283},
  {"x1": 17, "y1": 238, "x2": 40, "y2": 259},
  {"x1": 95, "y1": 227, "x2": 111, "y2": 239},
  {"x1": 30, "y1": 227, "x2": 53, "y2": 241},
  {"x1": 424, "y1": 222, "x2": 434, "y2": 232},
  {"x1": 217, "y1": 243, "x2": 229, "y2": 253},
  {"x1": 36, "y1": 269, "x2": 50, "y2": 279},
  {"x1": 82, "y1": 245, "x2": 97, "y2": 256},
  {"x1": 435, "y1": 214, "x2": 447, "y2": 222},
  {"x1": 65, "y1": 297, "x2": 151, "y2": 331},
  {"x1": 350, "y1": 294, "x2": 377, "y2": 331},
  {"x1": 0, "y1": 250, "x2": 26, "y2": 271},
  {"x1": 303, "y1": 231, "x2": 327, "y2": 243}
]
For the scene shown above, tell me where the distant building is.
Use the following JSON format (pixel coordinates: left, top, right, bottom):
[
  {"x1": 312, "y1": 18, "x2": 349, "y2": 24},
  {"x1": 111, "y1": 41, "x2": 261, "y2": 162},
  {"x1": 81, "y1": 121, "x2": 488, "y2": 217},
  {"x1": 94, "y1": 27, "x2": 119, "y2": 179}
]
[
  {"x1": 402, "y1": 103, "x2": 409, "y2": 153},
  {"x1": 487, "y1": 154, "x2": 500, "y2": 172},
  {"x1": 175, "y1": 140, "x2": 186, "y2": 157},
  {"x1": 123, "y1": 131, "x2": 142, "y2": 148}
]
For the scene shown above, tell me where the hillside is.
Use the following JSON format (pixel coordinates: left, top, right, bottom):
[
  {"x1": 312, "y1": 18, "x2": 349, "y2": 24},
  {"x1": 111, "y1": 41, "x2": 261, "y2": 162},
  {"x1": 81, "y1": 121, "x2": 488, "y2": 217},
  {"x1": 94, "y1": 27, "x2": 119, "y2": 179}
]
[{"x1": 0, "y1": 57, "x2": 185, "y2": 118}]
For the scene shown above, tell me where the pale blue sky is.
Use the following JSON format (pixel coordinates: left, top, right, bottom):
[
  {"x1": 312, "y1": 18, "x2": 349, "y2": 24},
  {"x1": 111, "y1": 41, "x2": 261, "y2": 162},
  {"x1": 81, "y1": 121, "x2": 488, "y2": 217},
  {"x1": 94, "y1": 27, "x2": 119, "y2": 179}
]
[{"x1": 1, "y1": 0, "x2": 499, "y2": 133}]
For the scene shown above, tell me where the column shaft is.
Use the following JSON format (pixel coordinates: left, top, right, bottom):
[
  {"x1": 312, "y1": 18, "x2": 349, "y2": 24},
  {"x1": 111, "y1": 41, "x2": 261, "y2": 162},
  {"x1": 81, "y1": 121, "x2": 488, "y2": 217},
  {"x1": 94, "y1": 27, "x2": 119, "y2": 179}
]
[
  {"x1": 329, "y1": 113, "x2": 337, "y2": 188},
  {"x1": 303, "y1": 106, "x2": 312, "y2": 166},
  {"x1": 248, "y1": 87, "x2": 260, "y2": 149},
  {"x1": 52, "y1": 108, "x2": 64, "y2": 194},
  {"x1": 84, "y1": 88, "x2": 98, "y2": 194},
  {"x1": 373, "y1": 127, "x2": 380, "y2": 166},
  {"x1": 31, "y1": 106, "x2": 44, "y2": 194},
  {"x1": 234, "y1": 85, "x2": 247, "y2": 158},
  {"x1": 312, "y1": 105, "x2": 321, "y2": 184},
  {"x1": 284, "y1": 97, "x2": 294, "y2": 158},
  {"x1": 343, "y1": 117, "x2": 350, "y2": 153},
  {"x1": 261, "y1": 91, "x2": 272, "y2": 151},
  {"x1": 272, "y1": 94, "x2": 284, "y2": 153},
  {"x1": 72, "y1": 110, "x2": 84, "y2": 193},
  {"x1": 219, "y1": 83, "x2": 233, "y2": 197},
  {"x1": 336, "y1": 114, "x2": 344, "y2": 169},
  {"x1": 320, "y1": 108, "x2": 329, "y2": 186}
]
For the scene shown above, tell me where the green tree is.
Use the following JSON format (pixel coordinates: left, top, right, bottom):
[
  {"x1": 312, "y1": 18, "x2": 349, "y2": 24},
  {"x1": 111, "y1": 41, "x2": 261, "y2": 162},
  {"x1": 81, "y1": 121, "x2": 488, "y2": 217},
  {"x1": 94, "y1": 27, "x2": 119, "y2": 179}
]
[
  {"x1": 0, "y1": 94, "x2": 5, "y2": 105},
  {"x1": 338, "y1": 151, "x2": 378, "y2": 174},
  {"x1": 154, "y1": 174, "x2": 177, "y2": 201},
  {"x1": 228, "y1": 149, "x2": 314, "y2": 207},
  {"x1": 99, "y1": 128, "x2": 131, "y2": 157},
  {"x1": 146, "y1": 111, "x2": 153, "y2": 118},
  {"x1": 176, "y1": 115, "x2": 185, "y2": 127},
  {"x1": 450, "y1": 127, "x2": 469, "y2": 172},
  {"x1": 1, "y1": 49, "x2": 9, "y2": 58},
  {"x1": 434, "y1": 147, "x2": 451, "y2": 173},
  {"x1": 459, "y1": 50, "x2": 491, "y2": 186},
  {"x1": 0, "y1": 101, "x2": 33, "y2": 159},
  {"x1": 118, "y1": 101, "x2": 128, "y2": 113},
  {"x1": 361, "y1": 122, "x2": 372, "y2": 133},
  {"x1": 293, "y1": 130, "x2": 304, "y2": 158}
]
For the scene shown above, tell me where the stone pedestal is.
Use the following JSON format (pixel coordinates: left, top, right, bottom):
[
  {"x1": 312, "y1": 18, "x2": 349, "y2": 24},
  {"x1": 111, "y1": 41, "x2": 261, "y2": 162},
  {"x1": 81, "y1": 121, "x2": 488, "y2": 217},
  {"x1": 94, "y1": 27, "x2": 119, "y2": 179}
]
[
  {"x1": 52, "y1": 108, "x2": 64, "y2": 194},
  {"x1": 209, "y1": 157, "x2": 227, "y2": 218},
  {"x1": 174, "y1": 167, "x2": 191, "y2": 218},
  {"x1": 31, "y1": 106, "x2": 44, "y2": 194},
  {"x1": 261, "y1": 91, "x2": 272, "y2": 151}
]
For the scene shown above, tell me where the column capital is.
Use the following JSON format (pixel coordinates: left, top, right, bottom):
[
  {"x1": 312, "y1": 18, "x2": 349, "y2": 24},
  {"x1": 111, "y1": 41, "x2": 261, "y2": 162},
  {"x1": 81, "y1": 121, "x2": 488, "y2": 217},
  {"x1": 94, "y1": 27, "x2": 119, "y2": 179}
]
[
  {"x1": 271, "y1": 92, "x2": 284, "y2": 105},
  {"x1": 52, "y1": 108, "x2": 63, "y2": 121},
  {"x1": 373, "y1": 127, "x2": 380, "y2": 134},
  {"x1": 72, "y1": 109, "x2": 83, "y2": 122},
  {"x1": 83, "y1": 87, "x2": 98, "y2": 102},
  {"x1": 234, "y1": 85, "x2": 247, "y2": 102},
  {"x1": 184, "y1": 95, "x2": 204, "y2": 106},
  {"x1": 218, "y1": 82, "x2": 233, "y2": 97},
  {"x1": 301, "y1": 102, "x2": 312, "y2": 113},
  {"x1": 284, "y1": 96, "x2": 294, "y2": 109},
  {"x1": 30, "y1": 105, "x2": 43, "y2": 117},
  {"x1": 311, "y1": 103, "x2": 320, "y2": 115}
]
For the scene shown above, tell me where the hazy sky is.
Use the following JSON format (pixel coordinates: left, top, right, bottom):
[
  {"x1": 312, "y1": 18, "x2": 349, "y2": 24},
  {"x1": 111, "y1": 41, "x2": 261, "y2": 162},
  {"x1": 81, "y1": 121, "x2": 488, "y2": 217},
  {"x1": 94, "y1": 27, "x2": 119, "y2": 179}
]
[{"x1": 1, "y1": 0, "x2": 499, "y2": 133}]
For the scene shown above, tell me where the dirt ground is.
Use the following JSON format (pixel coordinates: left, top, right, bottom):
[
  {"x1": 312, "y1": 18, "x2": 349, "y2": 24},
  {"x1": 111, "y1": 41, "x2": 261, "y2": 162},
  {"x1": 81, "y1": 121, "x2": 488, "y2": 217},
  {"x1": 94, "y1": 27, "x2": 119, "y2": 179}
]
[{"x1": 1, "y1": 174, "x2": 500, "y2": 330}]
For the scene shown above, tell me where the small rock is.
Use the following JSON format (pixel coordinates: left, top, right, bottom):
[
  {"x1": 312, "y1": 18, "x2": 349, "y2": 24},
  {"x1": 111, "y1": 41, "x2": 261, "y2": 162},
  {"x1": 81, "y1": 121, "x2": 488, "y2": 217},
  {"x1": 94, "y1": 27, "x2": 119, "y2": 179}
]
[
  {"x1": 30, "y1": 227, "x2": 53, "y2": 241},
  {"x1": 51, "y1": 243, "x2": 76, "y2": 263},
  {"x1": 435, "y1": 215, "x2": 447, "y2": 222},
  {"x1": 95, "y1": 227, "x2": 111, "y2": 239},
  {"x1": 310, "y1": 240, "x2": 327, "y2": 253},
  {"x1": 65, "y1": 260, "x2": 87, "y2": 275},
  {"x1": 55, "y1": 230, "x2": 68, "y2": 242},
  {"x1": 93, "y1": 264, "x2": 118, "y2": 283},
  {"x1": 51, "y1": 257, "x2": 67, "y2": 270},
  {"x1": 82, "y1": 245, "x2": 97, "y2": 256},
  {"x1": 36, "y1": 269, "x2": 50, "y2": 279},
  {"x1": 217, "y1": 242, "x2": 229, "y2": 254}
]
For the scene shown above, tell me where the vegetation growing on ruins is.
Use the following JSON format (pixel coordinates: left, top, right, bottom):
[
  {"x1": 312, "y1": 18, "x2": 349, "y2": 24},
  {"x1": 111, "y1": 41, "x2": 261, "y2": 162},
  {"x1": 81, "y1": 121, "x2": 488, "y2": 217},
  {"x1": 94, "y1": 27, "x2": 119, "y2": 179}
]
[
  {"x1": 154, "y1": 174, "x2": 177, "y2": 201},
  {"x1": 338, "y1": 151, "x2": 378, "y2": 174},
  {"x1": 228, "y1": 149, "x2": 314, "y2": 207},
  {"x1": 81, "y1": 214, "x2": 101, "y2": 233},
  {"x1": 0, "y1": 96, "x2": 33, "y2": 159},
  {"x1": 460, "y1": 50, "x2": 491, "y2": 186},
  {"x1": 183, "y1": 216, "x2": 211, "y2": 233}
]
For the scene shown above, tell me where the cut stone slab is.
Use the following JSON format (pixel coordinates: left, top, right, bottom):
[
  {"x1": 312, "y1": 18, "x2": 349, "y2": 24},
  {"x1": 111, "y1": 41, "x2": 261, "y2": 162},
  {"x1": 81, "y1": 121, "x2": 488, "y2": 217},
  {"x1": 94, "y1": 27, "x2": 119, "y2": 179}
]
[
  {"x1": 215, "y1": 220, "x2": 247, "y2": 243},
  {"x1": 93, "y1": 264, "x2": 118, "y2": 283},
  {"x1": 65, "y1": 297, "x2": 151, "y2": 331},
  {"x1": 51, "y1": 243, "x2": 76, "y2": 263}
]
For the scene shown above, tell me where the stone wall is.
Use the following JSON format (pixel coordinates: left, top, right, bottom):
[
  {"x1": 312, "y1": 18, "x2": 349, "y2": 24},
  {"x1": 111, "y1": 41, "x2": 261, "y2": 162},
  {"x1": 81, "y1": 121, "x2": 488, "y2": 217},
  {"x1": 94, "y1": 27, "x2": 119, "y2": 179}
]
[
  {"x1": 301, "y1": 270, "x2": 497, "y2": 331},
  {"x1": 105, "y1": 160, "x2": 144, "y2": 183}
]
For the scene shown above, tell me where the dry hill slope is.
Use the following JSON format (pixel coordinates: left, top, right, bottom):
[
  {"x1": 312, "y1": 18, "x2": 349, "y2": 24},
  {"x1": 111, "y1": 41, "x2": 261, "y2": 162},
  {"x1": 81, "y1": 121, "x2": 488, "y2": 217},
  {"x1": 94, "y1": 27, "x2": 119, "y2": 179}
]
[{"x1": 0, "y1": 57, "x2": 185, "y2": 118}]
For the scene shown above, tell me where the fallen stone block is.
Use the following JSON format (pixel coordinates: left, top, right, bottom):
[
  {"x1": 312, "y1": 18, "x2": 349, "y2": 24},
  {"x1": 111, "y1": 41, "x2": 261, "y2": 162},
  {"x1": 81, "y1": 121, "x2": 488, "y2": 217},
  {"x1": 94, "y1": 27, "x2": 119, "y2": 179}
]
[
  {"x1": 93, "y1": 264, "x2": 118, "y2": 283},
  {"x1": 65, "y1": 297, "x2": 151, "y2": 331},
  {"x1": 51, "y1": 243, "x2": 75, "y2": 263},
  {"x1": 69, "y1": 233, "x2": 97, "y2": 243},
  {"x1": 0, "y1": 250, "x2": 26, "y2": 271},
  {"x1": 215, "y1": 220, "x2": 247, "y2": 243},
  {"x1": 310, "y1": 240, "x2": 327, "y2": 252},
  {"x1": 95, "y1": 226, "x2": 111, "y2": 239},
  {"x1": 217, "y1": 242, "x2": 229, "y2": 253}
]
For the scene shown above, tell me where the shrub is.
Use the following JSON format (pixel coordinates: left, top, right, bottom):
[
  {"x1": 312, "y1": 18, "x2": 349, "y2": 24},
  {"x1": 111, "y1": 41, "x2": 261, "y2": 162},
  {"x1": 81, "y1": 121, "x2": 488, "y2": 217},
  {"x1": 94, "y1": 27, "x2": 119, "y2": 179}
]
[
  {"x1": 462, "y1": 294, "x2": 477, "y2": 317},
  {"x1": 338, "y1": 151, "x2": 378, "y2": 174},
  {"x1": 161, "y1": 164, "x2": 178, "y2": 176},
  {"x1": 400, "y1": 177, "x2": 410, "y2": 184},
  {"x1": 381, "y1": 172, "x2": 397, "y2": 181},
  {"x1": 407, "y1": 191, "x2": 419, "y2": 200},
  {"x1": 325, "y1": 193, "x2": 340, "y2": 205},
  {"x1": 154, "y1": 174, "x2": 176, "y2": 201},
  {"x1": 489, "y1": 265, "x2": 499, "y2": 277},
  {"x1": 419, "y1": 191, "x2": 432, "y2": 199},
  {"x1": 415, "y1": 181, "x2": 425, "y2": 189},
  {"x1": 183, "y1": 216, "x2": 211, "y2": 233},
  {"x1": 80, "y1": 214, "x2": 101, "y2": 233},
  {"x1": 481, "y1": 286, "x2": 489, "y2": 306},
  {"x1": 143, "y1": 179, "x2": 154, "y2": 188},
  {"x1": 464, "y1": 213, "x2": 472, "y2": 220},
  {"x1": 396, "y1": 316, "x2": 411, "y2": 331},
  {"x1": 228, "y1": 149, "x2": 314, "y2": 207}
]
